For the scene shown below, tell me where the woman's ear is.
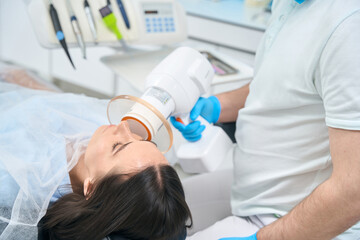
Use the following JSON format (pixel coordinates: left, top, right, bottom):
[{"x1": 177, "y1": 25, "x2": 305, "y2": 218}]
[{"x1": 83, "y1": 177, "x2": 93, "y2": 199}]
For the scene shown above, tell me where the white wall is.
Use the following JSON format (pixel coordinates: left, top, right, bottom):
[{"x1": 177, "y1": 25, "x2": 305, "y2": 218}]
[
  {"x1": 0, "y1": 0, "x2": 51, "y2": 74},
  {"x1": 0, "y1": 1, "x2": 2, "y2": 59}
]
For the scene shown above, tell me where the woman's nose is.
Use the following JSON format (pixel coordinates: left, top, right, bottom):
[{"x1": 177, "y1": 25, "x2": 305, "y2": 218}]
[
  {"x1": 115, "y1": 121, "x2": 131, "y2": 134},
  {"x1": 116, "y1": 121, "x2": 143, "y2": 140}
]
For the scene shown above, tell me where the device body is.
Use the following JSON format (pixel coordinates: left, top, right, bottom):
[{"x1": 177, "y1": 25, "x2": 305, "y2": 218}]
[{"x1": 115, "y1": 47, "x2": 233, "y2": 173}]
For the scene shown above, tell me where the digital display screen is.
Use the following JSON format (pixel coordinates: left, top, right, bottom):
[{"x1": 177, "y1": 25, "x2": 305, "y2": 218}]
[
  {"x1": 142, "y1": 3, "x2": 173, "y2": 16},
  {"x1": 144, "y1": 10, "x2": 158, "y2": 15}
]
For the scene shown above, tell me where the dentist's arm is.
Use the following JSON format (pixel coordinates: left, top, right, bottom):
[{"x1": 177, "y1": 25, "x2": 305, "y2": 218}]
[
  {"x1": 216, "y1": 83, "x2": 250, "y2": 123},
  {"x1": 257, "y1": 127, "x2": 360, "y2": 240}
]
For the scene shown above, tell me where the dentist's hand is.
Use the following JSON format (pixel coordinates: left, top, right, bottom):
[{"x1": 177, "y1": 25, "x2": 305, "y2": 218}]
[
  {"x1": 170, "y1": 96, "x2": 221, "y2": 142},
  {"x1": 170, "y1": 118, "x2": 205, "y2": 142},
  {"x1": 190, "y1": 96, "x2": 221, "y2": 124},
  {"x1": 218, "y1": 233, "x2": 258, "y2": 240}
]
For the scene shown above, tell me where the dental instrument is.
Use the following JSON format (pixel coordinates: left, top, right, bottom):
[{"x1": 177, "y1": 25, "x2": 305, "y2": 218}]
[
  {"x1": 84, "y1": 0, "x2": 97, "y2": 41},
  {"x1": 107, "y1": 47, "x2": 233, "y2": 172},
  {"x1": 48, "y1": 0, "x2": 75, "y2": 69},
  {"x1": 99, "y1": 5, "x2": 129, "y2": 51},
  {"x1": 116, "y1": 0, "x2": 131, "y2": 29},
  {"x1": 66, "y1": 0, "x2": 87, "y2": 59},
  {"x1": 107, "y1": 0, "x2": 112, "y2": 11}
]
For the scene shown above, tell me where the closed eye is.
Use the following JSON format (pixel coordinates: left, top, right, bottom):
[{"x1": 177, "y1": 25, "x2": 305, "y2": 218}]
[
  {"x1": 112, "y1": 140, "x2": 157, "y2": 156},
  {"x1": 113, "y1": 142, "x2": 133, "y2": 155},
  {"x1": 112, "y1": 142, "x2": 123, "y2": 152}
]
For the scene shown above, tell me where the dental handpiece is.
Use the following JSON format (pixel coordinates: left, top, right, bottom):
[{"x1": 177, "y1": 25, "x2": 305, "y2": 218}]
[
  {"x1": 84, "y1": 0, "x2": 97, "y2": 41},
  {"x1": 49, "y1": 1, "x2": 75, "y2": 69},
  {"x1": 99, "y1": 5, "x2": 130, "y2": 52},
  {"x1": 66, "y1": 0, "x2": 87, "y2": 59},
  {"x1": 107, "y1": 0, "x2": 112, "y2": 11}
]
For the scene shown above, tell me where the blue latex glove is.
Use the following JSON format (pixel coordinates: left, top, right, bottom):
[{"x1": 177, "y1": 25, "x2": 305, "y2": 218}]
[
  {"x1": 190, "y1": 96, "x2": 221, "y2": 123},
  {"x1": 218, "y1": 232, "x2": 258, "y2": 240},
  {"x1": 170, "y1": 117, "x2": 205, "y2": 142},
  {"x1": 170, "y1": 96, "x2": 221, "y2": 142}
]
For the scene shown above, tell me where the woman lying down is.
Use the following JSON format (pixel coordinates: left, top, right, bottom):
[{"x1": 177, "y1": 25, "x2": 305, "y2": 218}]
[{"x1": 0, "y1": 68, "x2": 192, "y2": 240}]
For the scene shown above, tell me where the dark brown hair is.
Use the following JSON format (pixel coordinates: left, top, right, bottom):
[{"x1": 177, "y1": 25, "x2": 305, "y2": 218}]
[{"x1": 39, "y1": 165, "x2": 192, "y2": 240}]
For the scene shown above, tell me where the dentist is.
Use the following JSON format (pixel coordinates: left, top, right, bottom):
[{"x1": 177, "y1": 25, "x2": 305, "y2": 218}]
[{"x1": 172, "y1": 0, "x2": 360, "y2": 239}]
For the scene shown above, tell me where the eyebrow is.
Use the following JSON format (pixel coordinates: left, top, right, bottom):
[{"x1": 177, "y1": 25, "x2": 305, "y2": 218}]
[{"x1": 113, "y1": 140, "x2": 157, "y2": 156}]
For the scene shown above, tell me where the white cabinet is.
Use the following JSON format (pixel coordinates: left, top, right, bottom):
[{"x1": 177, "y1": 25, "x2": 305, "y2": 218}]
[
  {"x1": 186, "y1": 15, "x2": 264, "y2": 54},
  {"x1": 51, "y1": 46, "x2": 117, "y2": 96}
]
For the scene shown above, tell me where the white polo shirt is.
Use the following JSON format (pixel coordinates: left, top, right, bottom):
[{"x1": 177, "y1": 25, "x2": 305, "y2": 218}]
[{"x1": 232, "y1": 0, "x2": 360, "y2": 237}]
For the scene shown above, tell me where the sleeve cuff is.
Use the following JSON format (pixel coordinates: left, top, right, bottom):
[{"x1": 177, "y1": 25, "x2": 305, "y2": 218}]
[{"x1": 326, "y1": 117, "x2": 360, "y2": 130}]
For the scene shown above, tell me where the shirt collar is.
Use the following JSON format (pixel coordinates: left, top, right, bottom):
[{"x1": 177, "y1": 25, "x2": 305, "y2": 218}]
[{"x1": 294, "y1": 0, "x2": 306, "y2": 3}]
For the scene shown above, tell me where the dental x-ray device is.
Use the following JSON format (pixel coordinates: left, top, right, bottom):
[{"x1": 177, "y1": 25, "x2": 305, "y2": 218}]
[{"x1": 107, "y1": 47, "x2": 233, "y2": 173}]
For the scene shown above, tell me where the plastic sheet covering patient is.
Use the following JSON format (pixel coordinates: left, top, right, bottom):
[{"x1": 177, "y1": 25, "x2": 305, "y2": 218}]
[{"x1": 0, "y1": 67, "x2": 191, "y2": 240}]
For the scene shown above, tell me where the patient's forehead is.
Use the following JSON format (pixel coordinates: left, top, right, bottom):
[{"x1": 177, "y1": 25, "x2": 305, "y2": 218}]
[{"x1": 112, "y1": 141, "x2": 168, "y2": 170}]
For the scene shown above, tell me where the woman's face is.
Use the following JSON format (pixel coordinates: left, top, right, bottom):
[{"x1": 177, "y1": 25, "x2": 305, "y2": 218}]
[{"x1": 84, "y1": 121, "x2": 168, "y2": 179}]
